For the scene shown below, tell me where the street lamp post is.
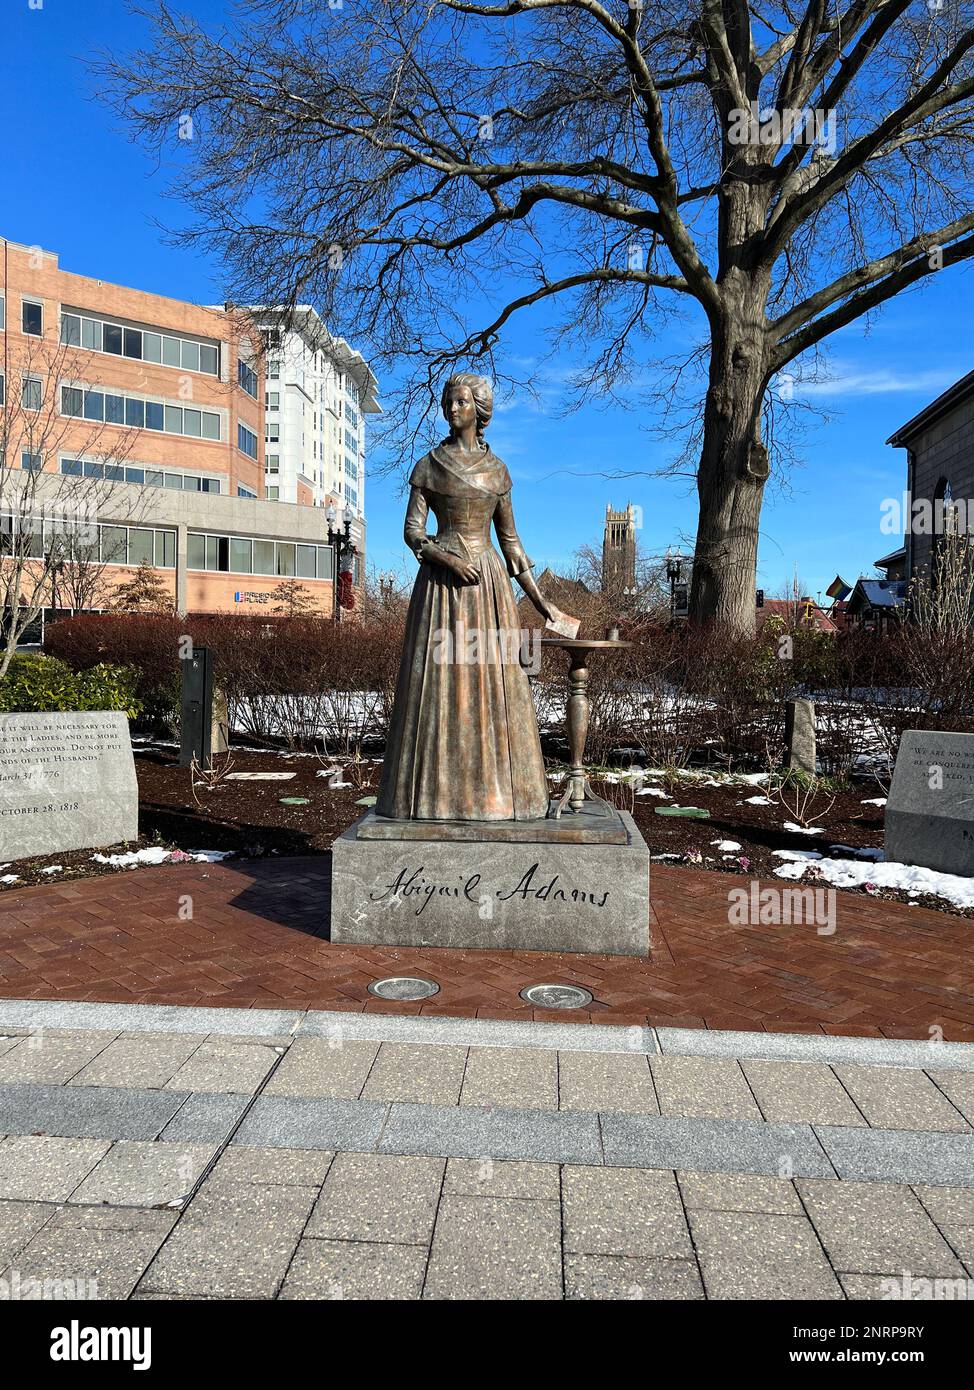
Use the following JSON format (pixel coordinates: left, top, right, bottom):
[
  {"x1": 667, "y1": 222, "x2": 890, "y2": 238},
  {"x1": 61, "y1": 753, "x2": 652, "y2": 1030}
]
[
  {"x1": 665, "y1": 548, "x2": 684, "y2": 623},
  {"x1": 325, "y1": 502, "x2": 356, "y2": 623}
]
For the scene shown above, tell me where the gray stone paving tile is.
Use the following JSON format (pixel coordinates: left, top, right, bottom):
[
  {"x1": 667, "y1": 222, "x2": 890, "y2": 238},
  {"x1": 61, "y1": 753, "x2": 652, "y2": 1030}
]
[
  {"x1": 655, "y1": 1026, "x2": 974, "y2": 1071},
  {"x1": 51, "y1": 1207, "x2": 180, "y2": 1234},
  {"x1": 926, "y1": 1070, "x2": 974, "y2": 1127},
  {"x1": 913, "y1": 1184, "x2": 974, "y2": 1226},
  {"x1": 558, "y1": 1051, "x2": 658, "y2": 1116},
  {"x1": 158, "y1": 1092, "x2": 250, "y2": 1142},
  {"x1": 689, "y1": 1209, "x2": 843, "y2": 1301},
  {"x1": 69, "y1": 1141, "x2": 216, "y2": 1208},
  {"x1": 602, "y1": 1113, "x2": 834, "y2": 1177},
  {"x1": 139, "y1": 1184, "x2": 315, "y2": 1298},
  {"x1": 164, "y1": 1041, "x2": 278, "y2": 1095},
  {"x1": 306, "y1": 1152, "x2": 444, "y2": 1245},
  {"x1": 839, "y1": 1271, "x2": 974, "y2": 1300},
  {"x1": 0, "y1": 1082, "x2": 186, "y2": 1142},
  {"x1": 798, "y1": 1178, "x2": 964, "y2": 1276},
  {"x1": 298, "y1": 1008, "x2": 654, "y2": 1055},
  {"x1": 70, "y1": 1036, "x2": 203, "y2": 1090},
  {"x1": 460, "y1": 1047, "x2": 558, "y2": 1110},
  {"x1": 562, "y1": 1166, "x2": 692, "y2": 1259},
  {"x1": 565, "y1": 1254, "x2": 704, "y2": 1301},
  {"x1": 0, "y1": 1038, "x2": 22, "y2": 1057},
  {"x1": 205, "y1": 1146, "x2": 334, "y2": 1191},
  {"x1": 0, "y1": 1034, "x2": 118, "y2": 1085},
  {"x1": 424, "y1": 1194, "x2": 561, "y2": 1300},
  {"x1": 742, "y1": 1060, "x2": 867, "y2": 1127},
  {"x1": 280, "y1": 1238, "x2": 427, "y2": 1300},
  {"x1": 233, "y1": 1095, "x2": 388, "y2": 1152},
  {"x1": 262, "y1": 1039, "x2": 380, "y2": 1099},
  {"x1": 650, "y1": 1056, "x2": 762, "y2": 1121},
  {"x1": 444, "y1": 1158, "x2": 560, "y2": 1201},
  {"x1": 360, "y1": 1043, "x2": 467, "y2": 1106},
  {"x1": 0, "y1": 1000, "x2": 300, "y2": 1037},
  {"x1": 0, "y1": 1136, "x2": 110, "y2": 1201},
  {"x1": 817, "y1": 1125, "x2": 974, "y2": 1185},
  {"x1": 0, "y1": 1201, "x2": 59, "y2": 1266},
  {"x1": 835, "y1": 1065, "x2": 971, "y2": 1132},
  {"x1": 677, "y1": 1170, "x2": 803, "y2": 1214},
  {"x1": 381, "y1": 1102, "x2": 602, "y2": 1165},
  {"x1": 7, "y1": 1208, "x2": 177, "y2": 1300}
]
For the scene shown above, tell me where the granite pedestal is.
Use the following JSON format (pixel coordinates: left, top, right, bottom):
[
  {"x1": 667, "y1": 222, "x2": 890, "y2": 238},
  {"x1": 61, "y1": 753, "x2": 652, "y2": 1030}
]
[{"x1": 330, "y1": 807, "x2": 650, "y2": 956}]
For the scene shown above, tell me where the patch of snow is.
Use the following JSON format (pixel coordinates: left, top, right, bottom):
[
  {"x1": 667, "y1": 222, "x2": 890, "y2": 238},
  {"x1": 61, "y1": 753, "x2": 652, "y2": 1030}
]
[
  {"x1": 783, "y1": 822, "x2": 825, "y2": 835},
  {"x1": 92, "y1": 848, "x2": 233, "y2": 868},
  {"x1": 773, "y1": 849, "x2": 824, "y2": 862},
  {"x1": 1, "y1": 875, "x2": 19, "y2": 885},
  {"x1": 316, "y1": 771, "x2": 352, "y2": 786},
  {"x1": 774, "y1": 857, "x2": 974, "y2": 910},
  {"x1": 225, "y1": 771, "x2": 296, "y2": 781},
  {"x1": 652, "y1": 853, "x2": 683, "y2": 861},
  {"x1": 712, "y1": 840, "x2": 742, "y2": 853},
  {"x1": 745, "y1": 795, "x2": 773, "y2": 806},
  {"x1": 41, "y1": 866, "x2": 64, "y2": 875},
  {"x1": 861, "y1": 797, "x2": 887, "y2": 806},
  {"x1": 636, "y1": 787, "x2": 670, "y2": 798}
]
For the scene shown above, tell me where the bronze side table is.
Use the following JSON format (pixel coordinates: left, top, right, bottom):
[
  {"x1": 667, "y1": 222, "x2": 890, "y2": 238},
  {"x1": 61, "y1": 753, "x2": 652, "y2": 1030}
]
[{"x1": 541, "y1": 637, "x2": 632, "y2": 818}]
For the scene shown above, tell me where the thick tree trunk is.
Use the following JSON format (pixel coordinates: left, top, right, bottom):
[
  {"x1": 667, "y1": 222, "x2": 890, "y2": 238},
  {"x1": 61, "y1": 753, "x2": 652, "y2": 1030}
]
[{"x1": 688, "y1": 315, "x2": 770, "y2": 636}]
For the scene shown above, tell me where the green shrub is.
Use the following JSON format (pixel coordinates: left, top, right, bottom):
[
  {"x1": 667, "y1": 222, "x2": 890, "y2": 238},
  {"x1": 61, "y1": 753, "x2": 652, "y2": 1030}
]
[{"x1": 0, "y1": 654, "x2": 141, "y2": 718}]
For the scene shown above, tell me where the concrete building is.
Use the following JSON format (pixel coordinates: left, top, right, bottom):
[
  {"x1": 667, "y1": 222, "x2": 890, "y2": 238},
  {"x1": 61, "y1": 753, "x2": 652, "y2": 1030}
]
[
  {"x1": 1, "y1": 239, "x2": 377, "y2": 623},
  {"x1": 247, "y1": 306, "x2": 380, "y2": 524}
]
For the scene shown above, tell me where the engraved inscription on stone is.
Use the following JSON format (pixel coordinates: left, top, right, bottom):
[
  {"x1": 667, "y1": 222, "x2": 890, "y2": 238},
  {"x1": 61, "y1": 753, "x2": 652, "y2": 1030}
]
[
  {"x1": 885, "y1": 729, "x2": 974, "y2": 877},
  {"x1": 0, "y1": 712, "x2": 138, "y2": 860}
]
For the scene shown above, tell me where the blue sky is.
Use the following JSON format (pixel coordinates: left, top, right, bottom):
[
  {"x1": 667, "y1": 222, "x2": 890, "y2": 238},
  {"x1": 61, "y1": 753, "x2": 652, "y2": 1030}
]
[{"x1": 3, "y1": 0, "x2": 971, "y2": 599}]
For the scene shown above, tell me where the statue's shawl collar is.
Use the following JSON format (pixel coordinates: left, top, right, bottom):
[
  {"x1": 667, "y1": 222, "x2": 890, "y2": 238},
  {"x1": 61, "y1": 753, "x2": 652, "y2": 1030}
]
[{"x1": 410, "y1": 441, "x2": 511, "y2": 497}]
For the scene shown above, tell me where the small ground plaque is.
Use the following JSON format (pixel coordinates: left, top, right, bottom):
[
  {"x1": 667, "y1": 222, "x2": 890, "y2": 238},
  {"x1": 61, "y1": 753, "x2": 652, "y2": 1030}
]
[
  {"x1": 0, "y1": 712, "x2": 138, "y2": 860},
  {"x1": 885, "y1": 729, "x2": 974, "y2": 876}
]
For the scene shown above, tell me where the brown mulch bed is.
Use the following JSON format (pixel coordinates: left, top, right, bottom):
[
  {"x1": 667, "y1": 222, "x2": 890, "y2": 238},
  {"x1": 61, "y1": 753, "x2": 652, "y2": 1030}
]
[{"x1": 1, "y1": 744, "x2": 967, "y2": 918}]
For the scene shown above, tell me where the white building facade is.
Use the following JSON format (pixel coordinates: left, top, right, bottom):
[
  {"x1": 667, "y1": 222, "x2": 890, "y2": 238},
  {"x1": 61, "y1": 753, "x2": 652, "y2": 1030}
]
[{"x1": 250, "y1": 307, "x2": 380, "y2": 521}]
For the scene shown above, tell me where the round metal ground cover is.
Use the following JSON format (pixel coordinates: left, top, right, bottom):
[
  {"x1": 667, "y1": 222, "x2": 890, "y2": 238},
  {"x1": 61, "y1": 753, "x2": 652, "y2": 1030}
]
[
  {"x1": 519, "y1": 983, "x2": 594, "y2": 1009},
  {"x1": 367, "y1": 976, "x2": 440, "y2": 1001}
]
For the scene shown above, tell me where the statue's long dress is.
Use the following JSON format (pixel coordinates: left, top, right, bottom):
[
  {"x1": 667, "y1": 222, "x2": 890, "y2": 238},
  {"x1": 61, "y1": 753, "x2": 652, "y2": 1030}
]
[{"x1": 376, "y1": 443, "x2": 549, "y2": 821}]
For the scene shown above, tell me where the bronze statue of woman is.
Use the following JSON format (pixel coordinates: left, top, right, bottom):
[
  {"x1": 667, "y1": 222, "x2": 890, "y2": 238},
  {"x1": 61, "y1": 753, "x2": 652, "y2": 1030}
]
[{"x1": 376, "y1": 373, "x2": 576, "y2": 823}]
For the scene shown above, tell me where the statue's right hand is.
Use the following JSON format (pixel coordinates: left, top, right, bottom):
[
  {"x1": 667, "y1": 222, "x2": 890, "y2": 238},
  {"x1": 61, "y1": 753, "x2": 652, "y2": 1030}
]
[{"x1": 450, "y1": 557, "x2": 480, "y2": 585}]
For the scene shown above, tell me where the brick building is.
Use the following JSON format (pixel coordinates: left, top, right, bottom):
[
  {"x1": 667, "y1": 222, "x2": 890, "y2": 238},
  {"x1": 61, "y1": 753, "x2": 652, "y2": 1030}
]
[{"x1": 1, "y1": 238, "x2": 373, "y2": 625}]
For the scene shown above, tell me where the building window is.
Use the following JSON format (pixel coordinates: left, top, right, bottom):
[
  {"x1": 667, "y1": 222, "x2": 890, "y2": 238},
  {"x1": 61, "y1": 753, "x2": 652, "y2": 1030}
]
[
  {"x1": 0, "y1": 294, "x2": 5, "y2": 330},
  {"x1": 265, "y1": 392, "x2": 279, "y2": 411},
  {"x1": 268, "y1": 359, "x2": 280, "y2": 379},
  {"x1": 59, "y1": 457, "x2": 222, "y2": 494},
  {"x1": 60, "y1": 311, "x2": 219, "y2": 375},
  {"x1": 265, "y1": 422, "x2": 279, "y2": 444},
  {"x1": 237, "y1": 484, "x2": 257, "y2": 499},
  {"x1": 188, "y1": 530, "x2": 334, "y2": 578},
  {"x1": 60, "y1": 384, "x2": 221, "y2": 440},
  {"x1": 22, "y1": 376, "x2": 43, "y2": 411},
  {"x1": 238, "y1": 360, "x2": 258, "y2": 397},
  {"x1": 266, "y1": 486, "x2": 279, "y2": 501},
  {"x1": 22, "y1": 300, "x2": 43, "y2": 335},
  {"x1": 266, "y1": 454, "x2": 280, "y2": 474},
  {"x1": 21, "y1": 452, "x2": 42, "y2": 472},
  {"x1": 237, "y1": 423, "x2": 258, "y2": 459}
]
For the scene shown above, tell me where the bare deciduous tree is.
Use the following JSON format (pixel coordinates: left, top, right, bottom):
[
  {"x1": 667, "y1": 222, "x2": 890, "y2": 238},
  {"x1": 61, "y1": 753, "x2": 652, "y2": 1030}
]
[
  {"x1": 99, "y1": 0, "x2": 974, "y2": 631},
  {"x1": 1, "y1": 336, "x2": 138, "y2": 676}
]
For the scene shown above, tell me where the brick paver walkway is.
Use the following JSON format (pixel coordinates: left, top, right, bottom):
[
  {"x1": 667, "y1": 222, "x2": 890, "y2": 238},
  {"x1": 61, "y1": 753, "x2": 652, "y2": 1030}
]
[{"x1": 0, "y1": 859, "x2": 972, "y2": 1039}]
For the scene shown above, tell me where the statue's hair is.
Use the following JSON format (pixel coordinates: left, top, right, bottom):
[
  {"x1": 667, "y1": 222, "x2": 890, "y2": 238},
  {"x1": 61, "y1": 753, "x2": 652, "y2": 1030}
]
[{"x1": 441, "y1": 372, "x2": 493, "y2": 437}]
